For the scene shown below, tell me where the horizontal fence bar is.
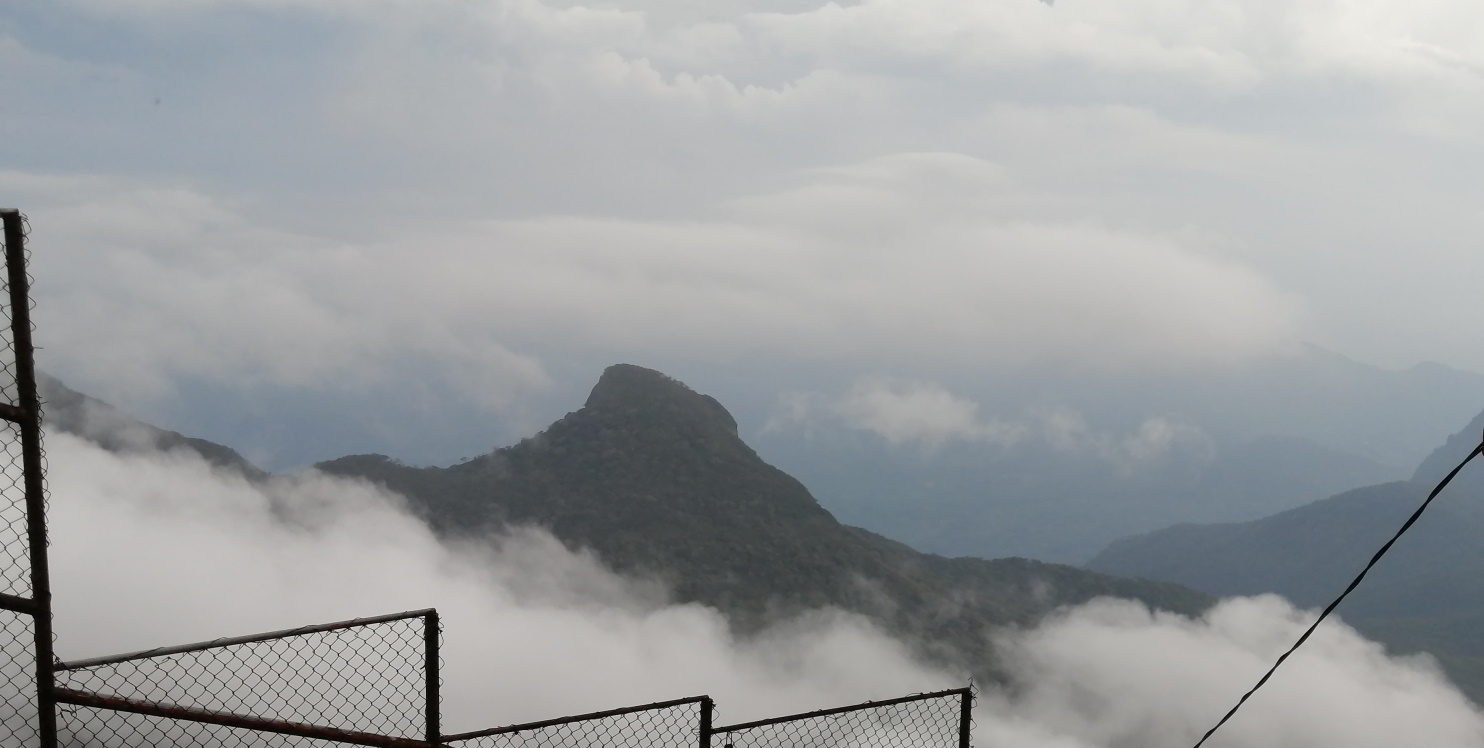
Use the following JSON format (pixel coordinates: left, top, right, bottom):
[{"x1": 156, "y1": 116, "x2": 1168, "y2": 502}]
[
  {"x1": 54, "y1": 687, "x2": 435, "y2": 748},
  {"x1": 442, "y1": 696, "x2": 712, "y2": 742},
  {"x1": 0, "y1": 402, "x2": 27, "y2": 423},
  {"x1": 711, "y1": 688, "x2": 973, "y2": 734},
  {"x1": 56, "y1": 608, "x2": 437, "y2": 671},
  {"x1": 0, "y1": 591, "x2": 38, "y2": 615}
]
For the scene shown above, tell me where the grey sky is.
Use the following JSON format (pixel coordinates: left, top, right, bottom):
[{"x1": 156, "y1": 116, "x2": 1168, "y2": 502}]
[{"x1": 5, "y1": 0, "x2": 1484, "y2": 466}]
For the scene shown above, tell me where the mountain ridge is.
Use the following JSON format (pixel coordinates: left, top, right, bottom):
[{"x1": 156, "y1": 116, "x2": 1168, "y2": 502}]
[
  {"x1": 39, "y1": 373, "x2": 265, "y2": 479},
  {"x1": 1087, "y1": 410, "x2": 1484, "y2": 699},
  {"x1": 315, "y1": 363, "x2": 1213, "y2": 680}
]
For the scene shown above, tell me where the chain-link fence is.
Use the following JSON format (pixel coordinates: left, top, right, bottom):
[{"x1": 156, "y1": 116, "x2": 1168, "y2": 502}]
[
  {"x1": 53, "y1": 610, "x2": 440, "y2": 747},
  {"x1": 1, "y1": 608, "x2": 39, "y2": 745},
  {"x1": 710, "y1": 689, "x2": 972, "y2": 748},
  {"x1": 444, "y1": 696, "x2": 712, "y2": 748},
  {"x1": 442, "y1": 689, "x2": 974, "y2": 748},
  {"x1": 0, "y1": 415, "x2": 30, "y2": 602}
]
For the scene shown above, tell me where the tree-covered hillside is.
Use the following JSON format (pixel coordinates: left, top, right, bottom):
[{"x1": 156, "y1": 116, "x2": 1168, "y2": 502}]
[{"x1": 317, "y1": 364, "x2": 1211, "y2": 680}]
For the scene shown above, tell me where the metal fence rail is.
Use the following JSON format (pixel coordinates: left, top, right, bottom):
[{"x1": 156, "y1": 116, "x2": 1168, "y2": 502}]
[
  {"x1": 53, "y1": 610, "x2": 441, "y2": 748},
  {"x1": 443, "y1": 695, "x2": 713, "y2": 748},
  {"x1": 709, "y1": 688, "x2": 972, "y2": 748}
]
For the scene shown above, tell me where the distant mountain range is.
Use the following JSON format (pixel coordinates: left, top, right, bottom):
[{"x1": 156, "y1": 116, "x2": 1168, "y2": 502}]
[
  {"x1": 41, "y1": 365, "x2": 1209, "y2": 684},
  {"x1": 757, "y1": 345, "x2": 1484, "y2": 563},
  {"x1": 1089, "y1": 409, "x2": 1484, "y2": 699}
]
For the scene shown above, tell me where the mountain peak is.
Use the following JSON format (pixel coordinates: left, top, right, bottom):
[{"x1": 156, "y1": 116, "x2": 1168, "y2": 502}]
[
  {"x1": 1412, "y1": 406, "x2": 1484, "y2": 489},
  {"x1": 584, "y1": 364, "x2": 738, "y2": 437}
]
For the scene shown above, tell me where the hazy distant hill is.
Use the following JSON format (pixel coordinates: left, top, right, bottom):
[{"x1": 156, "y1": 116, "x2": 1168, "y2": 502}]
[
  {"x1": 1088, "y1": 410, "x2": 1484, "y2": 699},
  {"x1": 39, "y1": 373, "x2": 265, "y2": 479},
  {"x1": 783, "y1": 433, "x2": 1396, "y2": 565},
  {"x1": 759, "y1": 345, "x2": 1480, "y2": 563},
  {"x1": 316, "y1": 364, "x2": 1211, "y2": 680}
]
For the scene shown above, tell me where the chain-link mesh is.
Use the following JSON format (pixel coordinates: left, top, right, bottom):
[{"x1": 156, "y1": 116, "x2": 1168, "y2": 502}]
[
  {"x1": 1, "y1": 609, "x2": 39, "y2": 747},
  {"x1": 55, "y1": 706, "x2": 372, "y2": 748},
  {"x1": 0, "y1": 417, "x2": 31, "y2": 600},
  {"x1": 56, "y1": 615, "x2": 433, "y2": 744},
  {"x1": 711, "y1": 691, "x2": 968, "y2": 748},
  {"x1": 446, "y1": 698, "x2": 708, "y2": 748}
]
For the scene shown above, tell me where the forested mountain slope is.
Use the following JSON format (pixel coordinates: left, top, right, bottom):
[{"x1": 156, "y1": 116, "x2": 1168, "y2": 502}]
[{"x1": 317, "y1": 364, "x2": 1211, "y2": 679}]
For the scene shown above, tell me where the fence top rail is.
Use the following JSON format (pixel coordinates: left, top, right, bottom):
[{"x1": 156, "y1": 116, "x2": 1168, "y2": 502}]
[
  {"x1": 710, "y1": 688, "x2": 971, "y2": 734},
  {"x1": 55, "y1": 608, "x2": 437, "y2": 671},
  {"x1": 442, "y1": 695, "x2": 713, "y2": 742},
  {"x1": 53, "y1": 686, "x2": 435, "y2": 748}
]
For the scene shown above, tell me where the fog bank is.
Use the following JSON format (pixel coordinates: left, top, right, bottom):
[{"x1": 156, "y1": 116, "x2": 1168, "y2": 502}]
[{"x1": 43, "y1": 434, "x2": 1484, "y2": 745}]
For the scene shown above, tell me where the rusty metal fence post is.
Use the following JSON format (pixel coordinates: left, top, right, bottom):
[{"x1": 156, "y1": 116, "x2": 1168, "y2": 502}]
[
  {"x1": 426, "y1": 609, "x2": 440, "y2": 745},
  {"x1": 700, "y1": 695, "x2": 714, "y2": 748},
  {"x1": 958, "y1": 686, "x2": 973, "y2": 748},
  {"x1": 0, "y1": 208, "x2": 55, "y2": 748}
]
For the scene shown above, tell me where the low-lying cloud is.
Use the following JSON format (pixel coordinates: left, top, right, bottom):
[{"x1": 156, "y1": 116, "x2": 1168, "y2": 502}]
[
  {"x1": 47, "y1": 433, "x2": 949, "y2": 728},
  {"x1": 830, "y1": 377, "x2": 1026, "y2": 449},
  {"x1": 773, "y1": 377, "x2": 1214, "y2": 471},
  {"x1": 41, "y1": 433, "x2": 1484, "y2": 746},
  {"x1": 984, "y1": 596, "x2": 1484, "y2": 747}
]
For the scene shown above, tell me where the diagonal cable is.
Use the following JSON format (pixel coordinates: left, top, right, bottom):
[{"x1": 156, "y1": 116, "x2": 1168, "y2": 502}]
[{"x1": 1191, "y1": 434, "x2": 1484, "y2": 748}]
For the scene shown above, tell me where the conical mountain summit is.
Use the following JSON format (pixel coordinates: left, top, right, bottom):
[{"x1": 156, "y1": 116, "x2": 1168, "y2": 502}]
[{"x1": 318, "y1": 364, "x2": 1209, "y2": 680}]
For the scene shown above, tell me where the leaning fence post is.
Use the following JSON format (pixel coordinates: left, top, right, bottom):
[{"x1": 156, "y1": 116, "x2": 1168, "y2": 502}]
[
  {"x1": 3, "y1": 210, "x2": 55, "y2": 748},
  {"x1": 425, "y1": 610, "x2": 440, "y2": 745},
  {"x1": 957, "y1": 687, "x2": 972, "y2": 748},
  {"x1": 699, "y1": 696, "x2": 713, "y2": 748}
]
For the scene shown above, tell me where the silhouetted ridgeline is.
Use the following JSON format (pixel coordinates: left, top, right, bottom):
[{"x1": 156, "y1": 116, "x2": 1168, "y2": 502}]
[
  {"x1": 40, "y1": 373, "x2": 265, "y2": 479},
  {"x1": 316, "y1": 364, "x2": 1211, "y2": 680}
]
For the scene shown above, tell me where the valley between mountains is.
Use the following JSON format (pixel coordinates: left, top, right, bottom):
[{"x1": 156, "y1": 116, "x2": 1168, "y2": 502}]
[{"x1": 43, "y1": 362, "x2": 1484, "y2": 702}]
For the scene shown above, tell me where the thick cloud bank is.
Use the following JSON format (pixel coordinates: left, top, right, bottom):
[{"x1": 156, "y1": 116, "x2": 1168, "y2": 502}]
[
  {"x1": 16, "y1": 160, "x2": 1297, "y2": 413},
  {"x1": 986, "y1": 598, "x2": 1484, "y2": 747},
  {"x1": 44, "y1": 434, "x2": 1484, "y2": 745}
]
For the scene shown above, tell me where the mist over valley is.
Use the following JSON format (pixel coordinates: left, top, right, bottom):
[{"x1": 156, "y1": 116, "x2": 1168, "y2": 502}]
[{"x1": 35, "y1": 361, "x2": 1484, "y2": 746}]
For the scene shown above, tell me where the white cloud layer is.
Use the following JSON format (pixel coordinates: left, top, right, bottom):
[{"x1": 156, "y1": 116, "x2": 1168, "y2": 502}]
[
  {"x1": 8, "y1": 0, "x2": 1484, "y2": 463},
  {"x1": 47, "y1": 433, "x2": 950, "y2": 727},
  {"x1": 832, "y1": 377, "x2": 1026, "y2": 449},
  {"x1": 14, "y1": 158, "x2": 1299, "y2": 409},
  {"x1": 41, "y1": 432, "x2": 1484, "y2": 746},
  {"x1": 5, "y1": 0, "x2": 1484, "y2": 420}
]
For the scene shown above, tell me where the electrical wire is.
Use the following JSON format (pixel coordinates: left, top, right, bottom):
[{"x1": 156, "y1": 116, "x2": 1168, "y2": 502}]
[{"x1": 1190, "y1": 434, "x2": 1484, "y2": 748}]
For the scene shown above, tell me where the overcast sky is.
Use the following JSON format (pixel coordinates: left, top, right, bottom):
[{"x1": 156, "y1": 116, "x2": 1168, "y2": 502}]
[{"x1": 5, "y1": 0, "x2": 1484, "y2": 467}]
